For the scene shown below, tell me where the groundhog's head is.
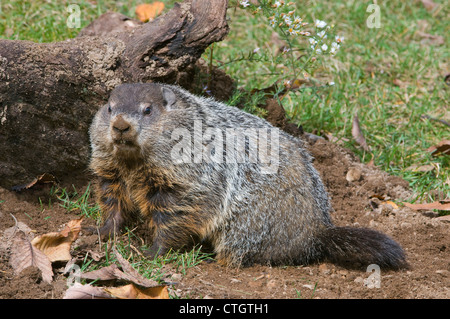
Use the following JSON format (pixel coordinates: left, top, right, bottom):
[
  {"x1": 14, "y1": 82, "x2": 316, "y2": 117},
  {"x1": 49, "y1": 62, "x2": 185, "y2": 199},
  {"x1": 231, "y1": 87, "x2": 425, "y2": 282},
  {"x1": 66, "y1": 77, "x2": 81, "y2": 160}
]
[{"x1": 89, "y1": 83, "x2": 181, "y2": 162}]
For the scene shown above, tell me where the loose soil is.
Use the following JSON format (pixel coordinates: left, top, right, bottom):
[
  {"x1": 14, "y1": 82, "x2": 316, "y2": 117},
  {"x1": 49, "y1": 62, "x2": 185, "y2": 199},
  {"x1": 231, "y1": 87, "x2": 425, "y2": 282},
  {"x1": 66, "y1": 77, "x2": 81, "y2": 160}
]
[{"x1": 0, "y1": 137, "x2": 448, "y2": 299}]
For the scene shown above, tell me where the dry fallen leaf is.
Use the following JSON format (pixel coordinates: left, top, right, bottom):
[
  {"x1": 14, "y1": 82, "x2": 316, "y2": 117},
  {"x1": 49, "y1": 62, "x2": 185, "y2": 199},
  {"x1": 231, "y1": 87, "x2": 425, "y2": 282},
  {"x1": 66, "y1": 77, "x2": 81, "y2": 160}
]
[
  {"x1": 417, "y1": 31, "x2": 444, "y2": 46},
  {"x1": 80, "y1": 264, "x2": 121, "y2": 281},
  {"x1": 11, "y1": 173, "x2": 56, "y2": 192},
  {"x1": 393, "y1": 78, "x2": 408, "y2": 88},
  {"x1": 105, "y1": 284, "x2": 169, "y2": 299},
  {"x1": 370, "y1": 194, "x2": 387, "y2": 200},
  {"x1": 405, "y1": 164, "x2": 435, "y2": 173},
  {"x1": 383, "y1": 200, "x2": 399, "y2": 210},
  {"x1": 352, "y1": 112, "x2": 371, "y2": 152},
  {"x1": 427, "y1": 140, "x2": 450, "y2": 157},
  {"x1": 9, "y1": 231, "x2": 53, "y2": 284},
  {"x1": 60, "y1": 217, "x2": 83, "y2": 237},
  {"x1": 31, "y1": 218, "x2": 83, "y2": 262},
  {"x1": 113, "y1": 246, "x2": 160, "y2": 287},
  {"x1": 403, "y1": 201, "x2": 450, "y2": 211},
  {"x1": 63, "y1": 283, "x2": 113, "y2": 299},
  {"x1": 135, "y1": 2, "x2": 165, "y2": 22},
  {"x1": 420, "y1": 0, "x2": 438, "y2": 11}
]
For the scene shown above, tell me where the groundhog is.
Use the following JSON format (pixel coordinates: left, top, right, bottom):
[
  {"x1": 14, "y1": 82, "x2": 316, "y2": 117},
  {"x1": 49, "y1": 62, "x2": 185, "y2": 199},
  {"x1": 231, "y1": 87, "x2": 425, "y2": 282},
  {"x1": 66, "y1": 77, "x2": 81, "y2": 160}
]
[{"x1": 88, "y1": 82, "x2": 407, "y2": 269}]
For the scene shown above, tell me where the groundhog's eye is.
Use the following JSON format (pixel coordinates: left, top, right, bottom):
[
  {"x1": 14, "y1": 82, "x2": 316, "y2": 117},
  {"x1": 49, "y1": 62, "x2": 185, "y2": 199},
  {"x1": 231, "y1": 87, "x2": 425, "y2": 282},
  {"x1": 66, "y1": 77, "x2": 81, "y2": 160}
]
[
  {"x1": 107, "y1": 105, "x2": 112, "y2": 113},
  {"x1": 143, "y1": 106, "x2": 152, "y2": 115}
]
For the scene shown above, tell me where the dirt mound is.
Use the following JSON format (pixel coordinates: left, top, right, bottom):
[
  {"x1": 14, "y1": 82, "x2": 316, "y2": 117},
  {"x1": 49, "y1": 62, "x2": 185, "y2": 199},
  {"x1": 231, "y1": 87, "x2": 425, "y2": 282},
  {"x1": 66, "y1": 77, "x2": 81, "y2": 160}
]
[{"x1": 0, "y1": 137, "x2": 448, "y2": 299}]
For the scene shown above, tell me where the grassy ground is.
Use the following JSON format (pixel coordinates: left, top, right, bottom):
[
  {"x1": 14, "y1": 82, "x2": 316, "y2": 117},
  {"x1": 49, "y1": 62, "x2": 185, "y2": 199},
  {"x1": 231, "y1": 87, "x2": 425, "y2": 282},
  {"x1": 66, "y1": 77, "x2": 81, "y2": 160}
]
[
  {"x1": 215, "y1": 1, "x2": 449, "y2": 203},
  {"x1": 1, "y1": 0, "x2": 448, "y2": 295}
]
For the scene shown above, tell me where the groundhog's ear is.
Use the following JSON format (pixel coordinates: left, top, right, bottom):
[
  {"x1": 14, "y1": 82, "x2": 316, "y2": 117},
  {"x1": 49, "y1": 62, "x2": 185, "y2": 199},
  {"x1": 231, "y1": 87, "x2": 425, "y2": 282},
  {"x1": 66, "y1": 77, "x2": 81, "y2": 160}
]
[{"x1": 161, "y1": 87, "x2": 176, "y2": 110}]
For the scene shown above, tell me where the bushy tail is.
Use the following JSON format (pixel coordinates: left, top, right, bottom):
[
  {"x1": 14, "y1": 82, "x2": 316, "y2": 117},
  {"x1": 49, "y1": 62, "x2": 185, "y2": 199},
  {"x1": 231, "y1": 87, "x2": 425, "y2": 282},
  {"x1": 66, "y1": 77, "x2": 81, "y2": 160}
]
[{"x1": 316, "y1": 226, "x2": 408, "y2": 270}]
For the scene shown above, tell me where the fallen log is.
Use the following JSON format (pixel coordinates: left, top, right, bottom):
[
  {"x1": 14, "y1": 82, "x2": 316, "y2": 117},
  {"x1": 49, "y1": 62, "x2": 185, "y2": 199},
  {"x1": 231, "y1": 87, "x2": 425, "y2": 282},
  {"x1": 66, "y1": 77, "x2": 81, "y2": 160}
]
[{"x1": 0, "y1": 0, "x2": 229, "y2": 189}]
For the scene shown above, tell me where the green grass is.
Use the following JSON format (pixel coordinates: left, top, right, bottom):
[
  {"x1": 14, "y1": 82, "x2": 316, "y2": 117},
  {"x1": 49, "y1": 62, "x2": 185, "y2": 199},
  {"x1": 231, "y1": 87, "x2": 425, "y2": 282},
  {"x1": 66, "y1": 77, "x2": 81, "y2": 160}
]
[{"x1": 51, "y1": 184, "x2": 102, "y2": 221}]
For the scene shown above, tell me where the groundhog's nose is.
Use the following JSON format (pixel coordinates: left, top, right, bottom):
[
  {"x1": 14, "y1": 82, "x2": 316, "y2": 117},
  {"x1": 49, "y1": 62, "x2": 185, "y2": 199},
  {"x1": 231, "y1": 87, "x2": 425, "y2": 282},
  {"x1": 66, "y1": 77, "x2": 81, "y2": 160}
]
[{"x1": 112, "y1": 115, "x2": 131, "y2": 133}]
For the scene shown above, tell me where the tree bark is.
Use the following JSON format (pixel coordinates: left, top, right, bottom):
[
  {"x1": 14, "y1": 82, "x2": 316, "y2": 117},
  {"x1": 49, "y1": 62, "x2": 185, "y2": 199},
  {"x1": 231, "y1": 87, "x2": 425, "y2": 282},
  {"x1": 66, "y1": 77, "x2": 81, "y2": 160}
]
[{"x1": 0, "y1": 0, "x2": 229, "y2": 189}]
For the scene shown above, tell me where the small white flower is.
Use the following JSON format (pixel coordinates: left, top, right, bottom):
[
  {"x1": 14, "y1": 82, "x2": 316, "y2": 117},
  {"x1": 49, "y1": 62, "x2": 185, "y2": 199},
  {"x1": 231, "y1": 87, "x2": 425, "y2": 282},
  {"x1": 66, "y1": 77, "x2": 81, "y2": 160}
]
[
  {"x1": 293, "y1": 16, "x2": 302, "y2": 24},
  {"x1": 309, "y1": 38, "x2": 317, "y2": 45},
  {"x1": 273, "y1": 1, "x2": 282, "y2": 8},
  {"x1": 270, "y1": 19, "x2": 277, "y2": 28},
  {"x1": 321, "y1": 44, "x2": 328, "y2": 51},
  {"x1": 282, "y1": 46, "x2": 290, "y2": 54},
  {"x1": 329, "y1": 81, "x2": 335, "y2": 86},
  {"x1": 288, "y1": 27, "x2": 296, "y2": 35},
  {"x1": 335, "y1": 35, "x2": 344, "y2": 43},
  {"x1": 330, "y1": 42, "x2": 340, "y2": 54},
  {"x1": 317, "y1": 30, "x2": 327, "y2": 39},
  {"x1": 240, "y1": 0, "x2": 250, "y2": 7},
  {"x1": 284, "y1": 16, "x2": 292, "y2": 26},
  {"x1": 253, "y1": 47, "x2": 260, "y2": 53},
  {"x1": 315, "y1": 19, "x2": 327, "y2": 28}
]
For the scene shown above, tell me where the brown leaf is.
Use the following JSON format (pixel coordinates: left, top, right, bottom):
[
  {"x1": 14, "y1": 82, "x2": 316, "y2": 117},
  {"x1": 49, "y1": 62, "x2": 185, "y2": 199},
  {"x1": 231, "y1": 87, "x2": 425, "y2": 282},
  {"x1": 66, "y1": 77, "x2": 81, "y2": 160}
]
[
  {"x1": 405, "y1": 164, "x2": 435, "y2": 172},
  {"x1": 383, "y1": 200, "x2": 399, "y2": 210},
  {"x1": 9, "y1": 231, "x2": 53, "y2": 284},
  {"x1": 420, "y1": 0, "x2": 438, "y2": 11},
  {"x1": 63, "y1": 283, "x2": 113, "y2": 299},
  {"x1": 393, "y1": 79, "x2": 408, "y2": 88},
  {"x1": 31, "y1": 218, "x2": 83, "y2": 262},
  {"x1": 112, "y1": 246, "x2": 160, "y2": 287},
  {"x1": 417, "y1": 31, "x2": 444, "y2": 46},
  {"x1": 352, "y1": 112, "x2": 371, "y2": 152},
  {"x1": 11, "y1": 173, "x2": 56, "y2": 192},
  {"x1": 427, "y1": 140, "x2": 450, "y2": 157},
  {"x1": 403, "y1": 201, "x2": 450, "y2": 211},
  {"x1": 135, "y1": 2, "x2": 165, "y2": 22},
  {"x1": 80, "y1": 264, "x2": 121, "y2": 281},
  {"x1": 105, "y1": 284, "x2": 169, "y2": 299},
  {"x1": 370, "y1": 194, "x2": 388, "y2": 200},
  {"x1": 60, "y1": 217, "x2": 83, "y2": 238},
  {"x1": 31, "y1": 232, "x2": 72, "y2": 262}
]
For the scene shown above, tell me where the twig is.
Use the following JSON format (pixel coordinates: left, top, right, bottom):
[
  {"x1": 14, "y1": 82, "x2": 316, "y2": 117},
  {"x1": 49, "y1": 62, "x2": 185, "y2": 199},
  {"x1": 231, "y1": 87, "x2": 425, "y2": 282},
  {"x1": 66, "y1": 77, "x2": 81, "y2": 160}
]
[
  {"x1": 9, "y1": 213, "x2": 18, "y2": 239},
  {"x1": 421, "y1": 114, "x2": 450, "y2": 127}
]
